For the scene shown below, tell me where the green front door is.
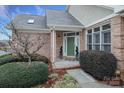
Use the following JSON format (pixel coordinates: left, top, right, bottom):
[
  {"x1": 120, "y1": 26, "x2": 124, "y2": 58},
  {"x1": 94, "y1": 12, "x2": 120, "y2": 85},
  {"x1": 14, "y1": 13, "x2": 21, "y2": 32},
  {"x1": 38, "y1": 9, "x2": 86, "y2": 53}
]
[{"x1": 67, "y1": 37, "x2": 75, "y2": 56}]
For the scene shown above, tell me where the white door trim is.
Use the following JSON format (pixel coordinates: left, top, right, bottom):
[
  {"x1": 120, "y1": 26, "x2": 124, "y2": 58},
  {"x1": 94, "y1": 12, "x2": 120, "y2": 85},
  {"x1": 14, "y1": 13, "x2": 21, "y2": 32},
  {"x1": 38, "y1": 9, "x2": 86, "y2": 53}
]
[{"x1": 63, "y1": 32, "x2": 80, "y2": 57}]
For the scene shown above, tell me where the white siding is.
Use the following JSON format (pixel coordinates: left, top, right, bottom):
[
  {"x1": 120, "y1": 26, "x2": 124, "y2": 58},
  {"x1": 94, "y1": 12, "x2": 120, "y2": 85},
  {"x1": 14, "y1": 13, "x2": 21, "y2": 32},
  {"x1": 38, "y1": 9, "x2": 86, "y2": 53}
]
[
  {"x1": 68, "y1": 5, "x2": 114, "y2": 25},
  {"x1": 113, "y1": 5, "x2": 124, "y2": 13}
]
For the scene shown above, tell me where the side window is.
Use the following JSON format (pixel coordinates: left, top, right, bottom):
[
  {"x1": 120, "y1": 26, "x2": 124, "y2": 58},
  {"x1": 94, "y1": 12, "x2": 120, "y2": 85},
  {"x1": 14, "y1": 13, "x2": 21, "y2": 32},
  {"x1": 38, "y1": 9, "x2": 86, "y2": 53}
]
[{"x1": 87, "y1": 24, "x2": 111, "y2": 52}]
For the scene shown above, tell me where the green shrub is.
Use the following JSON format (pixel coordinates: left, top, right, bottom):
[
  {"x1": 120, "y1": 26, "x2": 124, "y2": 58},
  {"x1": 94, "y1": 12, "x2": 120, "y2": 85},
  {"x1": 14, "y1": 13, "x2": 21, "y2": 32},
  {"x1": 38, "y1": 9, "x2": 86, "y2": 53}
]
[
  {"x1": 0, "y1": 62, "x2": 48, "y2": 88},
  {"x1": 16, "y1": 54, "x2": 49, "y2": 64},
  {"x1": 79, "y1": 50, "x2": 117, "y2": 80},
  {"x1": 0, "y1": 53, "x2": 49, "y2": 66},
  {"x1": 0, "y1": 54, "x2": 16, "y2": 65},
  {"x1": 31, "y1": 54, "x2": 49, "y2": 64}
]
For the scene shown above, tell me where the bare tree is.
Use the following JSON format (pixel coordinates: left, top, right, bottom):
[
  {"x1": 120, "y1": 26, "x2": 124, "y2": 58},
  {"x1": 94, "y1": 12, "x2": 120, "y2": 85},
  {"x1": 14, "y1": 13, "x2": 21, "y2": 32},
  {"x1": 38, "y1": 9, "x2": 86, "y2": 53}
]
[{"x1": 0, "y1": 14, "x2": 48, "y2": 63}]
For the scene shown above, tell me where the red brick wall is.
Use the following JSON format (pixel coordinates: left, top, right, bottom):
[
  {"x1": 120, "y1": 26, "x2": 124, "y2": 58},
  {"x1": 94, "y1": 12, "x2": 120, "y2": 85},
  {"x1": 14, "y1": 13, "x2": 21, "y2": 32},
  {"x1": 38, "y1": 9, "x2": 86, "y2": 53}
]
[
  {"x1": 12, "y1": 32, "x2": 51, "y2": 59},
  {"x1": 111, "y1": 16, "x2": 124, "y2": 70}
]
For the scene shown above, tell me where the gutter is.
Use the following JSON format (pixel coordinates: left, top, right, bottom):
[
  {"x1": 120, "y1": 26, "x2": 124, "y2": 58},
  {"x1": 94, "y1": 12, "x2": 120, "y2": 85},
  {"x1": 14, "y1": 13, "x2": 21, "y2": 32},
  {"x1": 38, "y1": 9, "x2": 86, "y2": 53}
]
[{"x1": 48, "y1": 24, "x2": 84, "y2": 29}]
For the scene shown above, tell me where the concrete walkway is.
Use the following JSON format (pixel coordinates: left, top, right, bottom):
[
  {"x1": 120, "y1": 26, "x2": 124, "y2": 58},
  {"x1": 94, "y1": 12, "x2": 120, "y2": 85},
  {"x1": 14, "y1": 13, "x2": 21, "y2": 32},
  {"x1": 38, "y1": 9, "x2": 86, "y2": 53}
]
[
  {"x1": 67, "y1": 69, "x2": 112, "y2": 88},
  {"x1": 53, "y1": 60, "x2": 80, "y2": 69}
]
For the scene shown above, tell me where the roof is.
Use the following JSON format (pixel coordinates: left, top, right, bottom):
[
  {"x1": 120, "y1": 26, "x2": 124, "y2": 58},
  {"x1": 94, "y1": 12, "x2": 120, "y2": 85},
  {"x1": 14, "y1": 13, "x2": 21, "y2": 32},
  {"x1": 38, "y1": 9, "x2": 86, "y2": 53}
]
[
  {"x1": 8, "y1": 14, "x2": 49, "y2": 31},
  {"x1": 46, "y1": 10, "x2": 83, "y2": 28},
  {"x1": 7, "y1": 10, "x2": 84, "y2": 32},
  {"x1": 66, "y1": 5, "x2": 114, "y2": 12}
]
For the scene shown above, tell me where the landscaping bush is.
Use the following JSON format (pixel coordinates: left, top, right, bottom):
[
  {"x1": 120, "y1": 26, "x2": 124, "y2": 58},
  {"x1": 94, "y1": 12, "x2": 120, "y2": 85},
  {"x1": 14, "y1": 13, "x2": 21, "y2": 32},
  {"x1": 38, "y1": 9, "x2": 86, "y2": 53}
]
[
  {"x1": 79, "y1": 50, "x2": 117, "y2": 80},
  {"x1": 16, "y1": 54, "x2": 49, "y2": 64},
  {"x1": 31, "y1": 54, "x2": 49, "y2": 64},
  {"x1": 0, "y1": 54, "x2": 16, "y2": 65},
  {"x1": 0, "y1": 62, "x2": 48, "y2": 88},
  {"x1": 53, "y1": 74, "x2": 80, "y2": 88},
  {"x1": 0, "y1": 53, "x2": 49, "y2": 66}
]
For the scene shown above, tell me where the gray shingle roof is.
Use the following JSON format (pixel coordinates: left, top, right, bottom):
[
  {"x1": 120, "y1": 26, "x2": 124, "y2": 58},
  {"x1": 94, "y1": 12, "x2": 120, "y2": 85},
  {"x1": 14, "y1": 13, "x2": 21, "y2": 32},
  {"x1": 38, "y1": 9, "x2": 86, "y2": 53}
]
[
  {"x1": 7, "y1": 10, "x2": 84, "y2": 31},
  {"x1": 12, "y1": 14, "x2": 48, "y2": 30},
  {"x1": 46, "y1": 10, "x2": 83, "y2": 27}
]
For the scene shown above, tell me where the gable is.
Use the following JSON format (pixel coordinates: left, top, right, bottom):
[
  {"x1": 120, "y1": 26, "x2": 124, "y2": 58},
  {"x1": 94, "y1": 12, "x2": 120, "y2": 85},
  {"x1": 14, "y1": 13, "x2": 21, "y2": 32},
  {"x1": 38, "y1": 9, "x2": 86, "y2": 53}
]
[{"x1": 68, "y1": 5, "x2": 114, "y2": 26}]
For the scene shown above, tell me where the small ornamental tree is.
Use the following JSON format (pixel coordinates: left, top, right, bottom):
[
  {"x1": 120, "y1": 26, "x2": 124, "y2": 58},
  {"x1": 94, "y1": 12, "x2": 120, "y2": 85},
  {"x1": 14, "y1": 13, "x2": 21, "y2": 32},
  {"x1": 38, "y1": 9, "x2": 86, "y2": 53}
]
[{"x1": 0, "y1": 14, "x2": 48, "y2": 63}]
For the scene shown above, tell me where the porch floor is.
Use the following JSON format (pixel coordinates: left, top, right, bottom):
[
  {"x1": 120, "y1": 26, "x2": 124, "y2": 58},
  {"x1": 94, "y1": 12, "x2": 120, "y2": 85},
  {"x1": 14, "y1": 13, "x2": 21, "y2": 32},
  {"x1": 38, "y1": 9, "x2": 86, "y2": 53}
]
[{"x1": 53, "y1": 59, "x2": 80, "y2": 69}]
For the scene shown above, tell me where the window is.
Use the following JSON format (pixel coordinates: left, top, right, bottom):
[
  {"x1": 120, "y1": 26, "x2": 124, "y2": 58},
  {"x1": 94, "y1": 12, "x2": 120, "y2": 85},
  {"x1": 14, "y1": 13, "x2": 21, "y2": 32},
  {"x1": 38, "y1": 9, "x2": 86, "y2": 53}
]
[
  {"x1": 64, "y1": 38, "x2": 67, "y2": 54},
  {"x1": 87, "y1": 29, "x2": 92, "y2": 50},
  {"x1": 101, "y1": 24, "x2": 111, "y2": 52},
  {"x1": 93, "y1": 27, "x2": 100, "y2": 51},
  {"x1": 102, "y1": 31, "x2": 111, "y2": 43},
  {"x1": 67, "y1": 33, "x2": 75, "y2": 36},
  {"x1": 27, "y1": 19, "x2": 34, "y2": 24},
  {"x1": 87, "y1": 24, "x2": 111, "y2": 52}
]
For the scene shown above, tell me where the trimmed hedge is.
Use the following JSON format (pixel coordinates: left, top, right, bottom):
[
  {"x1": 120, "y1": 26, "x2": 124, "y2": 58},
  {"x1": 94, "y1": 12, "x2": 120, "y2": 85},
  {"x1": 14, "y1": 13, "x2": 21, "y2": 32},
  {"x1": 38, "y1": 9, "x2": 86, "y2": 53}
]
[
  {"x1": 0, "y1": 62, "x2": 48, "y2": 88},
  {"x1": 79, "y1": 51, "x2": 117, "y2": 80}
]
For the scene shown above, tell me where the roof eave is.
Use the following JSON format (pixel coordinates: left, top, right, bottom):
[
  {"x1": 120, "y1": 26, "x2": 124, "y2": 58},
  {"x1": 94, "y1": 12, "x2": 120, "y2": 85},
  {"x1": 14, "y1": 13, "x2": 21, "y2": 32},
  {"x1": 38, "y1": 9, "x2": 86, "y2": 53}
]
[{"x1": 47, "y1": 24, "x2": 84, "y2": 29}]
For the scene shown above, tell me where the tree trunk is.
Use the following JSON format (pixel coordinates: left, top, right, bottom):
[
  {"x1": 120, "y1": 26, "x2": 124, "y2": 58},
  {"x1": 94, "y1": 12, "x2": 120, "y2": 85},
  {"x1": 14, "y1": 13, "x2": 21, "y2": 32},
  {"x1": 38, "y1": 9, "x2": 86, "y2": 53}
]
[{"x1": 28, "y1": 56, "x2": 31, "y2": 64}]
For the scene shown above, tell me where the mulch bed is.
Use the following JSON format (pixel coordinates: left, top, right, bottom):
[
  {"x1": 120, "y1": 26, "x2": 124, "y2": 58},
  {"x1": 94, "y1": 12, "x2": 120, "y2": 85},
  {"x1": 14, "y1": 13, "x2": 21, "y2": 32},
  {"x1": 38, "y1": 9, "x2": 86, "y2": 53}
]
[{"x1": 42, "y1": 69, "x2": 67, "y2": 88}]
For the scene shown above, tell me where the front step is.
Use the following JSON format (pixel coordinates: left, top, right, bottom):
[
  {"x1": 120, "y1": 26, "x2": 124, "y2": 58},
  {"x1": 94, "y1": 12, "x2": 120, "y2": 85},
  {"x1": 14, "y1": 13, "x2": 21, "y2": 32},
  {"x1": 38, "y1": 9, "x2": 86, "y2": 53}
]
[
  {"x1": 52, "y1": 60, "x2": 80, "y2": 70},
  {"x1": 53, "y1": 65, "x2": 80, "y2": 70}
]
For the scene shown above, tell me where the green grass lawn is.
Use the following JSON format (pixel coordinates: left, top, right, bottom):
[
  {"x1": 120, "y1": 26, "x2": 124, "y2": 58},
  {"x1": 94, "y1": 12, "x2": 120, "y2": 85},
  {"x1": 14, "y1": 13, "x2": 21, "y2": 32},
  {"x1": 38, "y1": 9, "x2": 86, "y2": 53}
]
[{"x1": 0, "y1": 54, "x2": 12, "y2": 59}]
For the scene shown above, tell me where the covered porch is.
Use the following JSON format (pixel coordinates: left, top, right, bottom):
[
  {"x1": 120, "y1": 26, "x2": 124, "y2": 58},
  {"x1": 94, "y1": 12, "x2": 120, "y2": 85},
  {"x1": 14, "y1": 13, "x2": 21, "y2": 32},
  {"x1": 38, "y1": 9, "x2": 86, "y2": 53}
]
[
  {"x1": 47, "y1": 9, "x2": 84, "y2": 64},
  {"x1": 50, "y1": 28, "x2": 85, "y2": 63}
]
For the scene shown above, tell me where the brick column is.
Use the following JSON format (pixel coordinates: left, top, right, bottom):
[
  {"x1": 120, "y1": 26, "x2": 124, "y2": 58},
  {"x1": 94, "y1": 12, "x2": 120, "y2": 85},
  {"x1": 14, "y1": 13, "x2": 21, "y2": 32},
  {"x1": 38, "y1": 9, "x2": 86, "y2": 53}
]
[
  {"x1": 80, "y1": 29, "x2": 86, "y2": 52},
  {"x1": 50, "y1": 30, "x2": 56, "y2": 62},
  {"x1": 111, "y1": 16, "x2": 124, "y2": 70}
]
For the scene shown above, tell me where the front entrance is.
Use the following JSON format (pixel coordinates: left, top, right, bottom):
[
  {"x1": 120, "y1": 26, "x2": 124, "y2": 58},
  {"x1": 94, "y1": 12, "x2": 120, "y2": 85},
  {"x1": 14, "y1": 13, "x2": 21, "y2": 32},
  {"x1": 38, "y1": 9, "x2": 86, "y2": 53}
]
[
  {"x1": 63, "y1": 32, "x2": 80, "y2": 57},
  {"x1": 67, "y1": 37, "x2": 75, "y2": 56}
]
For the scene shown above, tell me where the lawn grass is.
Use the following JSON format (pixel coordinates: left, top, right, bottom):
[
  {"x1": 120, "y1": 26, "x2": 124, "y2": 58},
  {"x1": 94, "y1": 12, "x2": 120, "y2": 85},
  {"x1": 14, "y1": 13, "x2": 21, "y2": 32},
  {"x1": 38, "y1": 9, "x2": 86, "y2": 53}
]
[{"x1": 0, "y1": 54, "x2": 12, "y2": 59}]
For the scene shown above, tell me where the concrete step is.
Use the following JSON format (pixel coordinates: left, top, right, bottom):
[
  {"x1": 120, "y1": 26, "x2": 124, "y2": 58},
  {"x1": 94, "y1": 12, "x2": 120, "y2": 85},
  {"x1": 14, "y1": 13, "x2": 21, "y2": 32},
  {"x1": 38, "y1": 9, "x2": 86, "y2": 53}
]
[{"x1": 53, "y1": 61, "x2": 80, "y2": 69}]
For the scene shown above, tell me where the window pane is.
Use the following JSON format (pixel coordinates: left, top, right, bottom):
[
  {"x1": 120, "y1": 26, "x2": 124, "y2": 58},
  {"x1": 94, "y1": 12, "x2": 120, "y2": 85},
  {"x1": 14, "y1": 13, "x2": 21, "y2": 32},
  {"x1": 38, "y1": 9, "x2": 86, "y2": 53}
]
[
  {"x1": 94, "y1": 33, "x2": 100, "y2": 43},
  {"x1": 76, "y1": 32, "x2": 79, "y2": 35},
  {"x1": 88, "y1": 29, "x2": 92, "y2": 33},
  {"x1": 102, "y1": 31, "x2": 111, "y2": 43},
  {"x1": 102, "y1": 24, "x2": 110, "y2": 30},
  {"x1": 94, "y1": 45, "x2": 100, "y2": 51},
  {"x1": 94, "y1": 27, "x2": 100, "y2": 32},
  {"x1": 64, "y1": 38, "x2": 66, "y2": 53},
  {"x1": 64, "y1": 33, "x2": 66, "y2": 36},
  {"x1": 88, "y1": 45, "x2": 92, "y2": 50},
  {"x1": 87, "y1": 35, "x2": 92, "y2": 44},
  {"x1": 102, "y1": 45, "x2": 111, "y2": 52},
  {"x1": 76, "y1": 37, "x2": 79, "y2": 47},
  {"x1": 67, "y1": 33, "x2": 75, "y2": 36}
]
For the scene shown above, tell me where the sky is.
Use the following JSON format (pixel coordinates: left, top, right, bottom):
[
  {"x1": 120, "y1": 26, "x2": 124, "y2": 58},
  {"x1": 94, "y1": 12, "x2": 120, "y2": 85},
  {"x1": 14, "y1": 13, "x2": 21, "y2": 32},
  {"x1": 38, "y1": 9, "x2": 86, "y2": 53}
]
[{"x1": 0, "y1": 5, "x2": 66, "y2": 40}]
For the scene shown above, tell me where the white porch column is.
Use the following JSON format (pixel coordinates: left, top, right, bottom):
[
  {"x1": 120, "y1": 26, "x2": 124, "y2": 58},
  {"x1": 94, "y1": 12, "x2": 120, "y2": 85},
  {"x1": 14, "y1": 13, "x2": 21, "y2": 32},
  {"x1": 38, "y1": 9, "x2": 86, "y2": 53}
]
[{"x1": 51, "y1": 29, "x2": 56, "y2": 62}]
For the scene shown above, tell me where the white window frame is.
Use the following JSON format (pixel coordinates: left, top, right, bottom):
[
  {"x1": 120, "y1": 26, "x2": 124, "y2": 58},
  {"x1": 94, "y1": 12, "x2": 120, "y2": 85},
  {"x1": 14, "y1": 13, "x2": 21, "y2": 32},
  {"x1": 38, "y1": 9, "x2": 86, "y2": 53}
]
[
  {"x1": 86, "y1": 23, "x2": 111, "y2": 52},
  {"x1": 87, "y1": 29, "x2": 92, "y2": 50},
  {"x1": 101, "y1": 27, "x2": 111, "y2": 52},
  {"x1": 93, "y1": 28, "x2": 100, "y2": 51}
]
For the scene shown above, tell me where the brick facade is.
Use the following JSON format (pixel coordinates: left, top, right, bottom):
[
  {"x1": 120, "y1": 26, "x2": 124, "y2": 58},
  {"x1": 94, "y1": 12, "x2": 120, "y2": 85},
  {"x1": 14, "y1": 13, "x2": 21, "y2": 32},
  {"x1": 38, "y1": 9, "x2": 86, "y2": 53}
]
[
  {"x1": 13, "y1": 32, "x2": 51, "y2": 59},
  {"x1": 56, "y1": 31, "x2": 63, "y2": 59},
  {"x1": 111, "y1": 16, "x2": 124, "y2": 70},
  {"x1": 80, "y1": 30, "x2": 86, "y2": 51},
  {"x1": 13, "y1": 30, "x2": 86, "y2": 62}
]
